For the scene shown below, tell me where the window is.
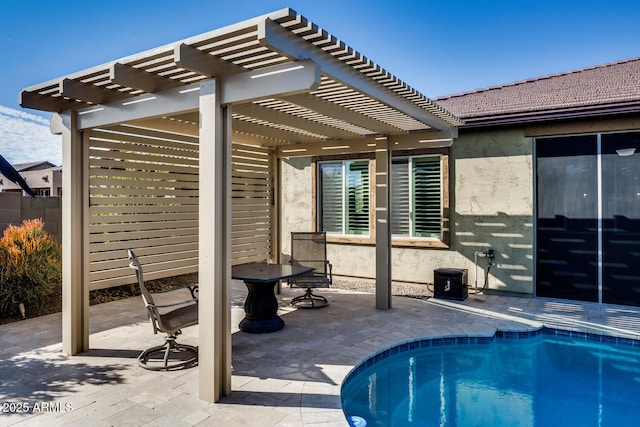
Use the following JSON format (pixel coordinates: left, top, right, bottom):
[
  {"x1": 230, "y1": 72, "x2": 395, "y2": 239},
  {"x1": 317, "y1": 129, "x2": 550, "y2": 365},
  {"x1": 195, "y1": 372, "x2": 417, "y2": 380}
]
[
  {"x1": 391, "y1": 156, "x2": 442, "y2": 239},
  {"x1": 315, "y1": 150, "x2": 448, "y2": 247},
  {"x1": 318, "y1": 160, "x2": 369, "y2": 235}
]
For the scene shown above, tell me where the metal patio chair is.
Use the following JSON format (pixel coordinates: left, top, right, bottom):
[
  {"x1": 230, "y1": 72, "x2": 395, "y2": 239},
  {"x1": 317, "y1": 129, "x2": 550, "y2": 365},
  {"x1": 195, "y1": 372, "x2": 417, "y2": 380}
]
[
  {"x1": 288, "y1": 232, "x2": 332, "y2": 308},
  {"x1": 127, "y1": 249, "x2": 199, "y2": 370}
]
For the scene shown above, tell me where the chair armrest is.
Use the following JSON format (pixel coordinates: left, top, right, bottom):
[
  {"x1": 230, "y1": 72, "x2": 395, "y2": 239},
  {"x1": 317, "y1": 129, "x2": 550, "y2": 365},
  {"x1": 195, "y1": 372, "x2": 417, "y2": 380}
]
[
  {"x1": 150, "y1": 284, "x2": 198, "y2": 299},
  {"x1": 152, "y1": 299, "x2": 198, "y2": 309},
  {"x1": 148, "y1": 285, "x2": 199, "y2": 309},
  {"x1": 287, "y1": 260, "x2": 299, "y2": 287}
]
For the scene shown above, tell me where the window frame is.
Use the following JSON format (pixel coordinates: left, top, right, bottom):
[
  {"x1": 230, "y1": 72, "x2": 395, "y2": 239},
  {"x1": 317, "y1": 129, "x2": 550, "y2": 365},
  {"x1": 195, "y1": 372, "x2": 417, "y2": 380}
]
[
  {"x1": 313, "y1": 148, "x2": 449, "y2": 248},
  {"x1": 391, "y1": 153, "x2": 444, "y2": 240},
  {"x1": 315, "y1": 155, "x2": 374, "y2": 243},
  {"x1": 316, "y1": 159, "x2": 371, "y2": 238}
]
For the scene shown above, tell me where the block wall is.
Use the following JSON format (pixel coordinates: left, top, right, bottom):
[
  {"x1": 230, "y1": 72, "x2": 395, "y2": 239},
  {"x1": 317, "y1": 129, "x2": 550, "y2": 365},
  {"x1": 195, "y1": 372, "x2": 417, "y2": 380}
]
[{"x1": 0, "y1": 192, "x2": 62, "y2": 242}]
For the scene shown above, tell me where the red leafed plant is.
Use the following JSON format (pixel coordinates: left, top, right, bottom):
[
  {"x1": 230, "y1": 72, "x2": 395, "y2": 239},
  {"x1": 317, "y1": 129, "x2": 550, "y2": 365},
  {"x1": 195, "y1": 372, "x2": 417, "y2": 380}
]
[{"x1": 0, "y1": 219, "x2": 61, "y2": 316}]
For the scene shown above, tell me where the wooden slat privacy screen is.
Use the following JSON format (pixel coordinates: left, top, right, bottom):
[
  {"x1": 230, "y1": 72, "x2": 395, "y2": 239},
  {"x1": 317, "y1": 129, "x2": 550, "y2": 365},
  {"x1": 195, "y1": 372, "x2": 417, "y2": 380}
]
[
  {"x1": 230, "y1": 143, "x2": 273, "y2": 266},
  {"x1": 86, "y1": 125, "x2": 273, "y2": 290}
]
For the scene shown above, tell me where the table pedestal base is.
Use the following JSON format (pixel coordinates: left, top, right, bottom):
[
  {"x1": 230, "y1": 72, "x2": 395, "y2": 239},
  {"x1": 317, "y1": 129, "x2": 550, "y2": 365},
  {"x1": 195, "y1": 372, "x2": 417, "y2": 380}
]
[
  {"x1": 239, "y1": 316, "x2": 284, "y2": 333},
  {"x1": 239, "y1": 280, "x2": 284, "y2": 333}
]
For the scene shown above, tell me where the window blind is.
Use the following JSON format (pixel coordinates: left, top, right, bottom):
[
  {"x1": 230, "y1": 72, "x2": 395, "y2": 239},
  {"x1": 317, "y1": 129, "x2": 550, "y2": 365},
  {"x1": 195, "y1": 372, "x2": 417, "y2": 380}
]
[
  {"x1": 391, "y1": 158, "x2": 410, "y2": 235},
  {"x1": 413, "y1": 156, "x2": 441, "y2": 238},
  {"x1": 391, "y1": 156, "x2": 441, "y2": 238},
  {"x1": 319, "y1": 160, "x2": 369, "y2": 235},
  {"x1": 319, "y1": 163, "x2": 343, "y2": 233},
  {"x1": 346, "y1": 161, "x2": 369, "y2": 235}
]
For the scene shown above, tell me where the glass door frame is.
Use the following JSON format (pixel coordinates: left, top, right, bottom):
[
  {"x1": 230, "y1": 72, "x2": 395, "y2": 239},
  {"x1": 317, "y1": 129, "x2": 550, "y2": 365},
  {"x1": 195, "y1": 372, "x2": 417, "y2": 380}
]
[{"x1": 534, "y1": 130, "x2": 640, "y2": 304}]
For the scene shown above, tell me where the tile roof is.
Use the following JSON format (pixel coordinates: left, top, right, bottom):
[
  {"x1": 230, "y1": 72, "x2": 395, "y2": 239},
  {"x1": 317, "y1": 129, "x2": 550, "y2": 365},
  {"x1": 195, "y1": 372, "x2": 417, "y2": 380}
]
[
  {"x1": 13, "y1": 161, "x2": 56, "y2": 171},
  {"x1": 434, "y1": 57, "x2": 640, "y2": 127}
]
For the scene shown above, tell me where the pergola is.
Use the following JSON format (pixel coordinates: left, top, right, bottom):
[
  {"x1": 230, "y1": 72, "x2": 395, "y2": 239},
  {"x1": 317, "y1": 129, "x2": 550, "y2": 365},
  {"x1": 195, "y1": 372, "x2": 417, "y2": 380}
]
[{"x1": 20, "y1": 8, "x2": 461, "y2": 402}]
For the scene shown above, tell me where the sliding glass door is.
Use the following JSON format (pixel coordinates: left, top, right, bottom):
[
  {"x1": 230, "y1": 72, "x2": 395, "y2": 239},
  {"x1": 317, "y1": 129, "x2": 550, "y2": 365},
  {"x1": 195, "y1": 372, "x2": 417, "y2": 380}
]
[
  {"x1": 536, "y1": 131, "x2": 640, "y2": 305},
  {"x1": 536, "y1": 135, "x2": 598, "y2": 302},
  {"x1": 601, "y1": 132, "x2": 640, "y2": 305}
]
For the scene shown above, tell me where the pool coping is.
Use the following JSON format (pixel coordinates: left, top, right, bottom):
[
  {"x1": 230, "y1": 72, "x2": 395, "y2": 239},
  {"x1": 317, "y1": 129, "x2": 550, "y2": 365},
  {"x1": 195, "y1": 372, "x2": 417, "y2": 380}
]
[{"x1": 341, "y1": 326, "x2": 640, "y2": 396}]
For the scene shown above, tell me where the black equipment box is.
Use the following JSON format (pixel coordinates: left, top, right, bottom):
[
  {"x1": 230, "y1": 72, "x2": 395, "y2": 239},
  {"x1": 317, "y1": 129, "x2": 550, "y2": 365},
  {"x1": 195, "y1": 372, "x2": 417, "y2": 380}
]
[{"x1": 434, "y1": 268, "x2": 468, "y2": 301}]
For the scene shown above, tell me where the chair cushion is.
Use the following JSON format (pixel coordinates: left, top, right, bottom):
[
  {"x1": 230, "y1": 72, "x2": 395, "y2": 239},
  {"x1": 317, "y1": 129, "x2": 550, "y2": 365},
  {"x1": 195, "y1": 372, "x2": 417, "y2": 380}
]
[
  {"x1": 158, "y1": 303, "x2": 199, "y2": 334},
  {"x1": 290, "y1": 275, "x2": 330, "y2": 288}
]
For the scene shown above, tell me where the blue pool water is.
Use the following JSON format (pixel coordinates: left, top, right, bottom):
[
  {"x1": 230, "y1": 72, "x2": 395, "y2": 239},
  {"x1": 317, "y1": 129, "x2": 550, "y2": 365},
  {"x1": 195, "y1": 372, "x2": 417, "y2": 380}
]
[{"x1": 341, "y1": 329, "x2": 640, "y2": 426}]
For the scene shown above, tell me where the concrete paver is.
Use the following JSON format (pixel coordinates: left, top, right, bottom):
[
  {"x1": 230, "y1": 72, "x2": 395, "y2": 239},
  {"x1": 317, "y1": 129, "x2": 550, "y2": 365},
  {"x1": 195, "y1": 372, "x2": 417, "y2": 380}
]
[{"x1": 2, "y1": 281, "x2": 640, "y2": 426}]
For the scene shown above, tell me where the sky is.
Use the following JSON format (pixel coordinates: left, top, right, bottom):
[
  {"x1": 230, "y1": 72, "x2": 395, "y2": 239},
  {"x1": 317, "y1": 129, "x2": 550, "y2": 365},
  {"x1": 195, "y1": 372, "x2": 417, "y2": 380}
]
[{"x1": 1, "y1": 0, "x2": 639, "y2": 165}]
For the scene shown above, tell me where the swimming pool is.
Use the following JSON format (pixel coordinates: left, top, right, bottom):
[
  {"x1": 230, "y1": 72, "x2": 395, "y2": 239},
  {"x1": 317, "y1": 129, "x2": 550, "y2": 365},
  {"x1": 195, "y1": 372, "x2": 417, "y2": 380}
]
[{"x1": 341, "y1": 328, "x2": 640, "y2": 426}]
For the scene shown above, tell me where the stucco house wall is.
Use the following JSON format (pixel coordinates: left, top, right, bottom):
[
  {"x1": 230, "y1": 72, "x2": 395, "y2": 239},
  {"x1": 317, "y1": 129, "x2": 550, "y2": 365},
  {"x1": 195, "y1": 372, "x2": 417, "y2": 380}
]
[
  {"x1": 279, "y1": 127, "x2": 534, "y2": 295},
  {"x1": 281, "y1": 58, "x2": 640, "y2": 299},
  {"x1": 451, "y1": 128, "x2": 533, "y2": 294}
]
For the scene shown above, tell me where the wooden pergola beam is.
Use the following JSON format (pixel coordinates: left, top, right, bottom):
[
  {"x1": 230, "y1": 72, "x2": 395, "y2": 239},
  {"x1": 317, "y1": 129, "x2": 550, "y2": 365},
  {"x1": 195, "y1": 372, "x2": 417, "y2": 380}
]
[
  {"x1": 60, "y1": 78, "x2": 130, "y2": 105},
  {"x1": 280, "y1": 93, "x2": 397, "y2": 136},
  {"x1": 110, "y1": 62, "x2": 180, "y2": 93},
  {"x1": 20, "y1": 91, "x2": 78, "y2": 113},
  {"x1": 175, "y1": 43, "x2": 244, "y2": 77},
  {"x1": 76, "y1": 82, "x2": 202, "y2": 130},
  {"x1": 233, "y1": 103, "x2": 359, "y2": 140},
  {"x1": 260, "y1": 18, "x2": 458, "y2": 136},
  {"x1": 232, "y1": 118, "x2": 323, "y2": 144},
  {"x1": 222, "y1": 60, "x2": 321, "y2": 105},
  {"x1": 275, "y1": 130, "x2": 453, "y2": 157},
  {"x1": 76, "y1": 60, "x2": 321, "y2": 130}
]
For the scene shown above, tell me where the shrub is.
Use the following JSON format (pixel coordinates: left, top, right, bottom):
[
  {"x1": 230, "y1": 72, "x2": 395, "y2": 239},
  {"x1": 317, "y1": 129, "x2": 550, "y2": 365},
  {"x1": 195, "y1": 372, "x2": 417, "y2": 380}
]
[{"x1": 0, "y1": 219, "x2": 62, "y2": 316}]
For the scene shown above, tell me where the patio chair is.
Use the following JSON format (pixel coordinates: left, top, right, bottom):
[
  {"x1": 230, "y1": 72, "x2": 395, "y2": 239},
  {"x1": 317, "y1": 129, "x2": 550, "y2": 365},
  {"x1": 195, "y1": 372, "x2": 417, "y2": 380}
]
[
  {"x1": 127, "y1": 249, "x2": 199, "y2": 370},
  {"x1": 288, "y1": 232, "x2": 332, "y2": 308}
]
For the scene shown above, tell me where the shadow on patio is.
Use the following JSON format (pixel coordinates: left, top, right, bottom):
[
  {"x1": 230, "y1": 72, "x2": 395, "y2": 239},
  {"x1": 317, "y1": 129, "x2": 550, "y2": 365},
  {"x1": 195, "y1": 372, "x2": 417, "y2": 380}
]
[
  {"x1": 2, "y1": 279, "x2": 640, "y2": 426},
  {"x1": 0, "y1": 351, "x2": 127, "y2": 403}
]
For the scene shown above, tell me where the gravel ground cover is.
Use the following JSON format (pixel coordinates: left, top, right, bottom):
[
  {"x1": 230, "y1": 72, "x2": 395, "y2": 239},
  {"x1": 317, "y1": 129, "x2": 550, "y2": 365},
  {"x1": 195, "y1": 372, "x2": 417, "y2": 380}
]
[
  {"x1": 332, "y1": 276, "x2": 433, "y2": 300},
  {"x1": 1, "y1": 273, "x2": 432, "y2": 325}
]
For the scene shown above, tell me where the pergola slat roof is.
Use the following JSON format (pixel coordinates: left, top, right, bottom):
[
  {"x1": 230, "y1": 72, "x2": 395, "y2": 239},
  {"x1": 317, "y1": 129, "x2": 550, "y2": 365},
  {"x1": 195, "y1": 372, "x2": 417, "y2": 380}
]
[{"x1": 21, "y1": 8, "x2": 462, "y2": 144}]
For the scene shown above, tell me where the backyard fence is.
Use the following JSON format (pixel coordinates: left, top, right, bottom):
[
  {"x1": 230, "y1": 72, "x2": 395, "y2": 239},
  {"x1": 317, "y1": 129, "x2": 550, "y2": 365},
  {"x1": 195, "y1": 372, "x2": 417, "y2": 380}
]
[
  {"x1": 0, "y1": 192, "x2": 61, "y2": 242},
  {"x1": 1, "y1": 128, "x2": 275, "y2": 291}
]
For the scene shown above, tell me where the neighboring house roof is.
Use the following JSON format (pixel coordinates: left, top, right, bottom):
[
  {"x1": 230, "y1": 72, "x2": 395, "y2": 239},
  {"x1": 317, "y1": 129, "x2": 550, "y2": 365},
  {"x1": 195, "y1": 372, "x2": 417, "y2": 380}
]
[
  {"x1": 13, "y1": 161, "x2": 57, "y2": 172},
  {"x1": 434, "y1": 57, "x2": 640, "y2": 127}
]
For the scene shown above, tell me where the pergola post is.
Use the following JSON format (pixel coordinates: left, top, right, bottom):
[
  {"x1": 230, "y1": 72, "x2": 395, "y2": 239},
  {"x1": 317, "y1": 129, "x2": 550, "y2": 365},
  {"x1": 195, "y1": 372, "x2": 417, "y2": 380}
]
[
  {"x1": 59, "y1": 111, "x2": 89, "y2": 354},
  {"x1": 198, "y1": 79, "x2": 232, "y2": 402},
  {"x1": 375, "y1": 137, "x2": 392, "y2": 309}
]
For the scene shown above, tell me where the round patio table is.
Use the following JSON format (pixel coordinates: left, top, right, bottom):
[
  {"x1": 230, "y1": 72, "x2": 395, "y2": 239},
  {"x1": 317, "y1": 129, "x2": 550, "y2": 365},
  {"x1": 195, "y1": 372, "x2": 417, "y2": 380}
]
[{"x1": 232, "y1": 263, "x2": 314, "y2": 333}]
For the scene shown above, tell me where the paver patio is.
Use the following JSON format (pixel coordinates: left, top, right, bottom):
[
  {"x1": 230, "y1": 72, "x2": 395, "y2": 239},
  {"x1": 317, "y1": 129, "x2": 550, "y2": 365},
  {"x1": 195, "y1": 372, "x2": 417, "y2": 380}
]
[{"x1": 2, "y1": 280, "x2": 640, "y2": 426}]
